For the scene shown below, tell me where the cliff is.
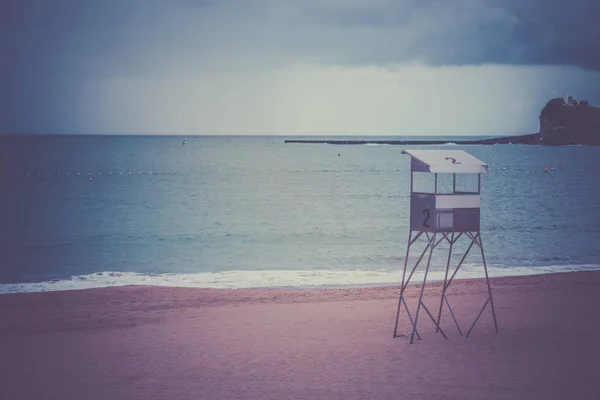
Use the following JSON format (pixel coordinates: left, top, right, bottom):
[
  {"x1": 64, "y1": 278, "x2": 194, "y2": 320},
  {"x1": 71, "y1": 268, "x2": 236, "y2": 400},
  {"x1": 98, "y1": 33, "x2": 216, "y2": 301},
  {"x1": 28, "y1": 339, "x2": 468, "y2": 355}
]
[{"x1": 539, "y1": 97, "x2": 600, "y2": 145}]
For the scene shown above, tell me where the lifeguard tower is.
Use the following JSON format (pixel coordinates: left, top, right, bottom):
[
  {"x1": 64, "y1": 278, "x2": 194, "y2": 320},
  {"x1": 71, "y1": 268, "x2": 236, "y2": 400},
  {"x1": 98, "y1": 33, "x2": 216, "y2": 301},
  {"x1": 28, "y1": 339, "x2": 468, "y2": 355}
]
[{"x1": 393, "y1": 149, "x2": 498, "y2": 344}]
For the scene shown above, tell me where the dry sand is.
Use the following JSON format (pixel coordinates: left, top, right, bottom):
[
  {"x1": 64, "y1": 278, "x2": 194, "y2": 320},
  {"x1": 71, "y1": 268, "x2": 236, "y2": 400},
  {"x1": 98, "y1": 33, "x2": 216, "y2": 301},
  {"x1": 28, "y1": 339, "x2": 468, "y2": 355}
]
[{"x1": 1, "y1": 271, "x2": 600, "y2": 400}]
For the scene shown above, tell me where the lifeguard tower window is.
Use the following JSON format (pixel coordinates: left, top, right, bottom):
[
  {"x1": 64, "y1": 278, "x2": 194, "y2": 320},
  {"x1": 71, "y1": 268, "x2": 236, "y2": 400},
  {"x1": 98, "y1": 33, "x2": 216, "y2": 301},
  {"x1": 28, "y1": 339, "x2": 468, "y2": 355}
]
[
  {"x1": 412, "y1": 172, "x2": 435, "y2": 194},
  {"x1": 454, "y1": 173, "x2": 480, "y2": 194},
  {"x1": 436, "y1": 174, "x2": 454, "y2": 194}
]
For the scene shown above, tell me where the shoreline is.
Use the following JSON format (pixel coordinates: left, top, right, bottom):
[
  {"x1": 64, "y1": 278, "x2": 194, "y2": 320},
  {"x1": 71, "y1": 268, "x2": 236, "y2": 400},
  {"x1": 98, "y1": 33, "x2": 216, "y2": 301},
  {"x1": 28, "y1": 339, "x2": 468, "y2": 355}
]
[
  {"x1": 0, "y1": 269, "x2": 596, "y2": 304},
  {"x1": 2, "y1": 264, "x2": 599, "y2": 295}
]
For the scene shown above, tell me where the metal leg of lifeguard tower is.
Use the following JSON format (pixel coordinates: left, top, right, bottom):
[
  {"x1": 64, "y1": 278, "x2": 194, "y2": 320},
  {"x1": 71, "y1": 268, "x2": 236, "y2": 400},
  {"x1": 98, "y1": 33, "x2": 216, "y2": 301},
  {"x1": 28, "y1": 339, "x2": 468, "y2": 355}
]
[
  {"x1": 394, "y1": 231, "x2": 498, "y2": 343},
  {"x1": 434, "y1": 232, "x2": 498, "y2": 337},
  {"x1": 466, "y1": 232, "x2": 498, "y2": 336},
  {"x1": 436, "y1": 232, "x2": 462, "y2": 335},
  {"x1": 393, "y1": 231, "x2": 449, "y2": 344}
]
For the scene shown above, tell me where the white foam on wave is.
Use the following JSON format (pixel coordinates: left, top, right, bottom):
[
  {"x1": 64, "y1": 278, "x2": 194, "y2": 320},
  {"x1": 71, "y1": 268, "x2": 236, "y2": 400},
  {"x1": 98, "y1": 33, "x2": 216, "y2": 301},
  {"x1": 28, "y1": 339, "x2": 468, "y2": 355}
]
[{"x1": 1, "y1": 264, "x2": 599, "y2": 294}]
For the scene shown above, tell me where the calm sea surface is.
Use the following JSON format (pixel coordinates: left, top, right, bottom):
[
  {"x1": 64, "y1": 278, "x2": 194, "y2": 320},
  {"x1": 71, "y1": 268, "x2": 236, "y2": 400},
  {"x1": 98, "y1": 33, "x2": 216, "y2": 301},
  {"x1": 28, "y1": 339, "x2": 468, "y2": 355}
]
[{"x1": 1, "y1": 135, "x2": 600, "y2": 292}]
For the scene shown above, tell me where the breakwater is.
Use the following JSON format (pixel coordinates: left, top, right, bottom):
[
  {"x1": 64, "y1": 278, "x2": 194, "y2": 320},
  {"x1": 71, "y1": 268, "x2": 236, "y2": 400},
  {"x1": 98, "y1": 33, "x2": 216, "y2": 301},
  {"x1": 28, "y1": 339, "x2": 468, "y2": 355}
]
[{"x1": 284, "y1": 133, "x2": 541, "y2": 145}]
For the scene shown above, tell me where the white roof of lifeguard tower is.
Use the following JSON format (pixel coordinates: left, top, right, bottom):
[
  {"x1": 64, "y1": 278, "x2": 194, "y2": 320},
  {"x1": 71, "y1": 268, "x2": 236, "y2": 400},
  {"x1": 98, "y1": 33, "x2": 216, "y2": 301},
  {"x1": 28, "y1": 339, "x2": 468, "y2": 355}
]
[{"x1": 401, "y1": 149, "x2": 488, "y2": 174}]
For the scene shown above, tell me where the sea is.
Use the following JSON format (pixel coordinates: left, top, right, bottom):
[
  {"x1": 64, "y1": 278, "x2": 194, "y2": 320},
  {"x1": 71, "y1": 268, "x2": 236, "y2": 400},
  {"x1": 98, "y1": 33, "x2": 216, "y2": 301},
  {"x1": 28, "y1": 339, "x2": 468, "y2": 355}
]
[{"x1": 1, "y1": 135, "x2": 600, "y2": 294}]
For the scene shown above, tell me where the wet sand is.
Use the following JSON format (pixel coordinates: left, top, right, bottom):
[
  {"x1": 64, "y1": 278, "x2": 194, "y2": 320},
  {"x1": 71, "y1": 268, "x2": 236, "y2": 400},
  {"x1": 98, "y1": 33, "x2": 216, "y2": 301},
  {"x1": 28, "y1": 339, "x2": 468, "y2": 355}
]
[{"x1": 1, "y1": 271, "x2": 599, "y2": 399}]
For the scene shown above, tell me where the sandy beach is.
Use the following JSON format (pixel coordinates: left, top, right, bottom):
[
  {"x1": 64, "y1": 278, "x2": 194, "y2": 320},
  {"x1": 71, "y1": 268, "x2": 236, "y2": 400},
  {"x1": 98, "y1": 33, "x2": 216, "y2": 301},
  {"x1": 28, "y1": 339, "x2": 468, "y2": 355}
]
[{"x1": 1, "y1": 271, "x2": 600, "y2": 400}]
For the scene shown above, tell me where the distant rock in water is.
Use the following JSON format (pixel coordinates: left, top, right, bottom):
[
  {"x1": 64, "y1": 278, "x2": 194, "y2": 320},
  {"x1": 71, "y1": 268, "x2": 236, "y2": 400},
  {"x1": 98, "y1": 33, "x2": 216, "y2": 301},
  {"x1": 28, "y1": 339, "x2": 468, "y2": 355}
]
[{"x1": 539, "y1": 96, "x2": 600, "y2": 145}]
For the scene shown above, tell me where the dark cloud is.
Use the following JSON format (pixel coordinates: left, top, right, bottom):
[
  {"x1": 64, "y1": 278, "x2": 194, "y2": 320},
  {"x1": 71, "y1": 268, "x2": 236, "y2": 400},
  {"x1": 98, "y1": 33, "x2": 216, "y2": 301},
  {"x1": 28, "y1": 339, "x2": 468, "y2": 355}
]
[{"x1": 505, "y1": 0, "x2": 600, "y2": 70}]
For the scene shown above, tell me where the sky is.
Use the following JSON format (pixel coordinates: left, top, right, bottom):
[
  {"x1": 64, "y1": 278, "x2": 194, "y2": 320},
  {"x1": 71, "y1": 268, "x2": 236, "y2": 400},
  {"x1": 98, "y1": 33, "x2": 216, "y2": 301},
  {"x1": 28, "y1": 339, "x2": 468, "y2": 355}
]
[{"x1": 1, "y1": 0, "x2": 600, "y2": 135}]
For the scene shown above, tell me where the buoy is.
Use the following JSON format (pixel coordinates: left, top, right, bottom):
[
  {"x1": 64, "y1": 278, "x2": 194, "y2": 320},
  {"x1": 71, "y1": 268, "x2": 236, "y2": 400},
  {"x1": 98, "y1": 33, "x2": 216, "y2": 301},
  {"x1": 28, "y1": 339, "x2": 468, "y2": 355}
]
[
  {"x1": 89, "y1": 177, "x2": 93, "y2": 182},
  {"x1": 544, "y1": 167, "x2": 549, "y2": 173}
]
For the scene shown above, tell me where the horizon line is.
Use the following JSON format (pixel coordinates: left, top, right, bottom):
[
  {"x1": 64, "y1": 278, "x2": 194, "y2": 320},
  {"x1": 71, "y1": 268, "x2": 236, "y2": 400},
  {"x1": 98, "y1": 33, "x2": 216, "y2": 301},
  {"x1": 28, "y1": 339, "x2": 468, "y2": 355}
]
[{"x1": 0, "y1": 132, "x2": 532, "y2": 137}]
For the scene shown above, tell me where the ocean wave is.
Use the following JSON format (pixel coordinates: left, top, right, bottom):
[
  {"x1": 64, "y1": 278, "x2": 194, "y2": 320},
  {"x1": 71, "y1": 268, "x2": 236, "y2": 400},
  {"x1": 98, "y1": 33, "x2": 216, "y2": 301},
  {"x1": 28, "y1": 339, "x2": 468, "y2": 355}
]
[{"x1": 1, "y1": 264, "x2": 599, "y2": 294}]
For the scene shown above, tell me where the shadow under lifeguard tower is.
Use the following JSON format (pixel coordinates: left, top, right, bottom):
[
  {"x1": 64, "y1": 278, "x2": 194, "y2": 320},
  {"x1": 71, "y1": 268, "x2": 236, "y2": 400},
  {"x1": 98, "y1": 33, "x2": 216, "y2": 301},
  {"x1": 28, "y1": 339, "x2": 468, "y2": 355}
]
[{"x1": 393, "y1": 149, "x2": 499, "y2": 344}]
